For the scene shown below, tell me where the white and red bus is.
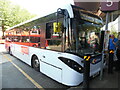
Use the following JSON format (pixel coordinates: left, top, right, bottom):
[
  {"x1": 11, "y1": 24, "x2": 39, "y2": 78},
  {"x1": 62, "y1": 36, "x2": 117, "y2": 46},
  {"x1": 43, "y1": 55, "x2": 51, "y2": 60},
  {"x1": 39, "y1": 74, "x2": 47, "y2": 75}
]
[{"x1": 5, "y1": 4, "x2": 104, "y2": 86}]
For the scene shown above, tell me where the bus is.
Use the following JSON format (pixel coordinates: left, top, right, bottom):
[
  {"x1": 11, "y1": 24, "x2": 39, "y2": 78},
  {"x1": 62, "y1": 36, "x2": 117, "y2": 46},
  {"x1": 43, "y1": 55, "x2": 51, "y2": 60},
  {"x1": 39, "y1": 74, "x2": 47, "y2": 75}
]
[
  {"x1": 5, "y1": 4, "x2": 104, "y2": 86},
  {"x1": 5, "y1": 30, "x2": 42, "y2": 53}
]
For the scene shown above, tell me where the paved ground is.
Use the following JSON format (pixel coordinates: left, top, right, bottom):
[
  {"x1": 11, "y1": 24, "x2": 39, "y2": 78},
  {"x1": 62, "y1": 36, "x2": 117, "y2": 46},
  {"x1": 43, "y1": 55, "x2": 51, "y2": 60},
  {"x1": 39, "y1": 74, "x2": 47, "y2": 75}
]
[
  {"x1": 0, "y1": 44, "x2": 6, "y2": 90},
  {"x1": 69, "y1": 64, "x2": 120, "y2": 90}
]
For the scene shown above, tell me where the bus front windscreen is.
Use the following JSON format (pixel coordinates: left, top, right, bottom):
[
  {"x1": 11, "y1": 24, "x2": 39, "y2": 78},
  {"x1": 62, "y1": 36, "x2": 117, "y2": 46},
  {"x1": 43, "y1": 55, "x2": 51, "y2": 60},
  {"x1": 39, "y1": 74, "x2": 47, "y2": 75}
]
[
  {"x1": 75, "y1": 21, "x2": 102, "y2": 56},
  {"x1": 68, "y1": 8, "x2": 103, "y2": 56}
]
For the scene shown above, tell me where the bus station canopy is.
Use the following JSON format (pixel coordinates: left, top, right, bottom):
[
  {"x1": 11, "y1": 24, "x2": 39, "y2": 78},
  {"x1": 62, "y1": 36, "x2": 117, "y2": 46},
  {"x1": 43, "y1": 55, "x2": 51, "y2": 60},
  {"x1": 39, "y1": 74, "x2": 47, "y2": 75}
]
[{"x1": 73, "y1": 1, "x2": 120, "y2": 22}]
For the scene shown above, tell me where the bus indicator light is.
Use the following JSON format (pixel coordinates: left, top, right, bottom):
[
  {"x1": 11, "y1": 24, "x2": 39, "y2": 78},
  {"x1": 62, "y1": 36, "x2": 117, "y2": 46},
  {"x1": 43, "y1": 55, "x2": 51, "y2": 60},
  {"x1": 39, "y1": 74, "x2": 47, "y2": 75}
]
[
  {"x1": 84, "y1": 56, "x2": 87, "y2": 59},
  {"x1": 109, "y1": 50, "x2": 114, "y2": 53},
  {"x1": 84, "y1": 56, "x2": 91, "y2": 61}
]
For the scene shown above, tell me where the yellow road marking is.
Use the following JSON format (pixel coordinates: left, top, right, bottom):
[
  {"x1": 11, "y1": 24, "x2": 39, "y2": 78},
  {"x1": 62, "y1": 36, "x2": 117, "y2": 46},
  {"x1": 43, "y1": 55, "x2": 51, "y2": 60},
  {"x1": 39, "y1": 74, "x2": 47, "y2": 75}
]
[{"x1": 3, "y1": 55, "x2": 44, "y2": 90}]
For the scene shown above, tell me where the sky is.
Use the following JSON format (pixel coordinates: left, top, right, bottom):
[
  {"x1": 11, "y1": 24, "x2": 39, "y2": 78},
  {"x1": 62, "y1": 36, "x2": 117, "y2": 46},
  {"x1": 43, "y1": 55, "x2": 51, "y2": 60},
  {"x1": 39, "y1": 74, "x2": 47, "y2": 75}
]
[
  {"x1": 9, "y1": 0, "x2": 120, "y2": 33},
  {"x1": 9, "y1": 0, "x2": 74, "y2": 16}
]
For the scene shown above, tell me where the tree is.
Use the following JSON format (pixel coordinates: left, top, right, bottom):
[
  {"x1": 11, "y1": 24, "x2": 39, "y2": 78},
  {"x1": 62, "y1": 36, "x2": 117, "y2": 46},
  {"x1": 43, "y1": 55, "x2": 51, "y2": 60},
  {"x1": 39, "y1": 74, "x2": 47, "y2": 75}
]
[{"x1": 0, "y1": 0, "x2": 36, "y2": 38}]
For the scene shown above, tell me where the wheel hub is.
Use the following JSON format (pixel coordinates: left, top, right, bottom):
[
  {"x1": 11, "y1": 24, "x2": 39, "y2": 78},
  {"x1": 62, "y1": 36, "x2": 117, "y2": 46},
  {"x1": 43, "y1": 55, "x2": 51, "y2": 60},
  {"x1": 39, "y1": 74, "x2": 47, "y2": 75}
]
[{"x1": 34, "y1": 59, "x2": 39, "y2": 67}]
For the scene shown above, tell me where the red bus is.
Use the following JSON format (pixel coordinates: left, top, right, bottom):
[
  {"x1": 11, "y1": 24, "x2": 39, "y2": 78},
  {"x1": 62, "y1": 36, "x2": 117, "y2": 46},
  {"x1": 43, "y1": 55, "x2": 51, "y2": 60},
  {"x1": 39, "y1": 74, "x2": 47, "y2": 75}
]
[{"x1": 5, "y1": 28, "x2": 48, "y2": 53}]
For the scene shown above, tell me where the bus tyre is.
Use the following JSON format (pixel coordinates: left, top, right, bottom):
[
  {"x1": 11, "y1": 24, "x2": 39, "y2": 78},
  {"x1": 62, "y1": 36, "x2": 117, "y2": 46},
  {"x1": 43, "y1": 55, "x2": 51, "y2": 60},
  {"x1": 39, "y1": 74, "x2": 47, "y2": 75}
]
[{"x1": 32, "y1": 56, "x2": 40, "y2": 72}]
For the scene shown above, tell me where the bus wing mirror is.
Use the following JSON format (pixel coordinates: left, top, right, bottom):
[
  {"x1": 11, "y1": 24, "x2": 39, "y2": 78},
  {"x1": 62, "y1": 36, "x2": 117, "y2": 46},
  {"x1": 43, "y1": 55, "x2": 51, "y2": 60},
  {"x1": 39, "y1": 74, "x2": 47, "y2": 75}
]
[{"x1": 53, "y1": 22, "x2": 62, "y2": 33}]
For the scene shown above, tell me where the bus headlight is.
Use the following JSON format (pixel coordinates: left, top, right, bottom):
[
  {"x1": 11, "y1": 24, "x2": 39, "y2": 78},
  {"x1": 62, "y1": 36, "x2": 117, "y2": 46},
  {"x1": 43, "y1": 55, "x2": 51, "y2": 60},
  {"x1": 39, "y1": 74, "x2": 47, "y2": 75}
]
[{"x1": 58, "y1": 57, "x2": 83, "y2": 73}]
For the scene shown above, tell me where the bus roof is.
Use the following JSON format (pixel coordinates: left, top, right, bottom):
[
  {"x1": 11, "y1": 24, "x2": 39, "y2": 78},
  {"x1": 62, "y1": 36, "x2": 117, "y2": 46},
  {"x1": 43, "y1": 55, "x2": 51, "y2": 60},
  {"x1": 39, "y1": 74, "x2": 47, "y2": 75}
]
[{"x1": 6, "y1": 4, "x2": 74, "y2": 31}]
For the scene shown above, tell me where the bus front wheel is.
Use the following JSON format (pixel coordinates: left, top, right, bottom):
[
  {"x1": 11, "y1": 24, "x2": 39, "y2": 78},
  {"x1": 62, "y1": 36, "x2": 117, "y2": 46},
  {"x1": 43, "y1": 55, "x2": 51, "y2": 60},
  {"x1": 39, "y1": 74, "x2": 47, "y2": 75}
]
[{"x1": 32, "y1": 56, "x2": 40, "y2": 72}]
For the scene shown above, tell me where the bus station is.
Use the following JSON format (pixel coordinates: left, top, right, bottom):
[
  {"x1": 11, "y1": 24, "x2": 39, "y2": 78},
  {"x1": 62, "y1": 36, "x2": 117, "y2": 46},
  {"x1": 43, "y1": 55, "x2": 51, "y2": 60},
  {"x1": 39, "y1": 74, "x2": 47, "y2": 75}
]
[{"x1": 0, "y1": 0, "x2": 120, "y2": 89}]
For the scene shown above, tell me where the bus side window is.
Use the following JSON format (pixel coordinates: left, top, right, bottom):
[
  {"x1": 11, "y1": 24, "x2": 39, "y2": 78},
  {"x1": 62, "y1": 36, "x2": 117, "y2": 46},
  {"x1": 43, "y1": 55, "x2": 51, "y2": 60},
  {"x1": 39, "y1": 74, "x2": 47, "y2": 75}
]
[
  {"x1": 30, "y1": 37, "x2": 40, "y2": 43},
  {"x1": 11, "y1": 37, "x2": 14, "y2": 42},
  {"x1": 46, "y1": 23, "x2": 52, "y2": 39},
  {"x1": 22, "y1": 36, "x2": 29, "y2": 42},
  {"x1": 47, "y1": 40, "x2": 62, "y2": 51},
  {"x1": 6, "y1": 36, "x2": 11, "y2": 42},
  {"x1": 14, "y1": 36, "x2": 21, "y2": 42},
  {"x1": 46, "y1": 22, "x2": 62, "y2": 39}
]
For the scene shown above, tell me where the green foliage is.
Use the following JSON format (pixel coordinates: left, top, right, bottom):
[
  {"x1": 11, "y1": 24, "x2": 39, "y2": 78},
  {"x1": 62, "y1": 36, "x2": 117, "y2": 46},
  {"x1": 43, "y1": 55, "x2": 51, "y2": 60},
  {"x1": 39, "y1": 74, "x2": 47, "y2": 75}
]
[{"x1": 0, "y1": 0, "x2": 36, "y2": 31}]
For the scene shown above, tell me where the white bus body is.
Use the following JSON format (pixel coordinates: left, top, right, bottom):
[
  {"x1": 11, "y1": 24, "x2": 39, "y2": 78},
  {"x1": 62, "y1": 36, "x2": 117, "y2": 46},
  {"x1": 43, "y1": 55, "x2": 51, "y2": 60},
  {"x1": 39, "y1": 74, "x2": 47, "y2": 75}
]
[
  {"x1": 5, "y1": 4, "x2": 103, "y2": 86},
  {"x1": 10, "y1": 43, "x2": 102, "y2": 86}
]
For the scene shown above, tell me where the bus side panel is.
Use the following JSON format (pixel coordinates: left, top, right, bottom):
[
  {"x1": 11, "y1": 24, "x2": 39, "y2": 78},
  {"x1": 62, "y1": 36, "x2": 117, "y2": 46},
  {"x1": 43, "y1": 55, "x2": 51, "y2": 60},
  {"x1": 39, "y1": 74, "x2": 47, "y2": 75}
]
[
  {"x1": 90, "y1": 55, "x2": 102, "y2": 76},
  {"x1": 40, "y1": 61, "x2": 62, "y2": 83},
  {"x1": 29, "y1": 49, "x2": 63, "y2": 83},
  {"x1": 10, "y1": 44, "x2": 102, "y2": 86},
  {"x1": 62, "y1": 65, "x2": 83, "y2": 86},
  {"x1": 90, "y1": 62, "x2": 101, "y2": 76},
  {"x1": 38, "y1": 51, "x2": 84, "y2": 86},
  {"x1": 12, "y1": 44, "x2": 31, "y2": 65},
  {"x1": 59, "y1": 53, "x2": 84, "y2": 86}
]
